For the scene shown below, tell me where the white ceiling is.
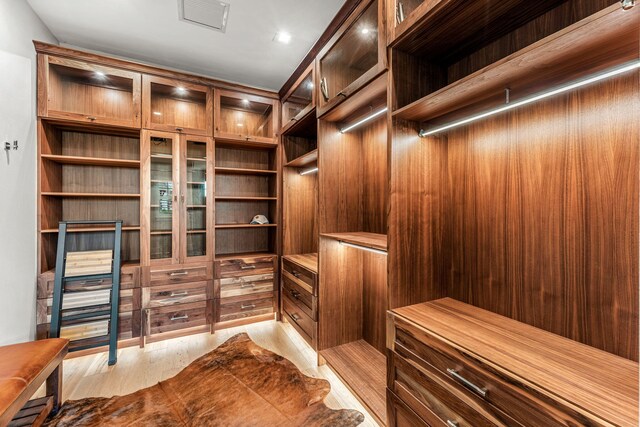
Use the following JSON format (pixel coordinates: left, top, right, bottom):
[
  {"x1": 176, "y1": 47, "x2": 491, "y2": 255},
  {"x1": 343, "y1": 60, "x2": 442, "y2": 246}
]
[{"x1": 27, "y1": 0, "x2": 345, "y2": 91}]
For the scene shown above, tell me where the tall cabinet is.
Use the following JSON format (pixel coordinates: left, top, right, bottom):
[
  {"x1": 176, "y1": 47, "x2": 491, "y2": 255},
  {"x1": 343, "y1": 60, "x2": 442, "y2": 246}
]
[{"x1": 35, "y1": 42, "x2": 281, "y2": 349}]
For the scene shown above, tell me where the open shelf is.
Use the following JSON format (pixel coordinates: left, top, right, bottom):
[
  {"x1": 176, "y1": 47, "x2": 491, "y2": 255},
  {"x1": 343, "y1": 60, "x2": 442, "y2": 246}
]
[
  {"x1": 41, "y1": 226, "x2": 141, "y2": 234},
  {"x1": 285, "y1": 149, "x2": 318, "y2": 168},
  {"x1": 320, "y1": 233, "x2": 387, "y2": 252},
  {"x1": 42, "y1": 192, "x2": 141, "y2": 198},
  {"x1": 215, "y1": 224, "x2": 277, "y2": 229},
  {"x1": 215, "y1": 167, "x2": 277, "y2": 175},
  {"x1": 215, "y1": 196, "x2": 277, "y2": 201},
  {"x1": 41, "y1": 154, "x2": 140, "y2": 168},
  {"x1": 393, "y1": 4, "x2": 640, "y2": 123},
  {"x1": 282, "y1": 105, "x2": 317, "y2": 138},
  {"x1": 321, "y1": 340, "x2": 386, "y2": 424}
]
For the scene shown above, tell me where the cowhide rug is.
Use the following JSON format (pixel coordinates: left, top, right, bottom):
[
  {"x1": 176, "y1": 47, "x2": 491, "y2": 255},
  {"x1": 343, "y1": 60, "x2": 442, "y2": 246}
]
[{"x1": 46, "y1": 333, "x2": 364, "y2": 426}]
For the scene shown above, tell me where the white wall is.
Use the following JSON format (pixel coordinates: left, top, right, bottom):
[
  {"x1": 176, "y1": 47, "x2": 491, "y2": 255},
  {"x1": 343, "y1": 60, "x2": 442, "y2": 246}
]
[{"x1": 0, "y1": 0, "x2": 57, "y2": 344}]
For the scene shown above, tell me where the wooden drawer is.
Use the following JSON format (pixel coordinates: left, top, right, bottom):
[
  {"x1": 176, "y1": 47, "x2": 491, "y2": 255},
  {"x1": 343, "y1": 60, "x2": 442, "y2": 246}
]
[
  {"x1": 389, "y1": 350, "x2": 512, "y2": 426},
  {"x1": 37, "y1": 265, "x2": 139, "y2": 298},
  {"x1": 217, "y1": 273, "x2": 274, "y2": 299},
  {"x1": 215, "y1": 256, "x2": 275, "y2": 279},
  {"x1": 393, "y1": 317, "x2": 581, "y2": 427},
  {"x1": 146, "y1": 301, "x2": 208, "y2": 335},
  {"x1": 143, "y1": 281, "x2": 211, "y2": 308},
  {"x1": 282, "y1": 295, "x2": 316, "y2": 344},
  {"x1": 282, "y1": 275, "x2": 316, "y2": 320},
  {"x1": 146, "y1": 263, "x2": 212, "y2": 286},
  {"x1": 282, "y1": 258, "x2": 315, "y2": 295},
  {"x1": 37, "y1": 288, "x2": 140, "y2": 324},
  {"x1": 387, "y1": 389, "x2": 429, "y2": 427},
  {"x1": 218, "y1": 293, "x2": 273, "y2": 323}
]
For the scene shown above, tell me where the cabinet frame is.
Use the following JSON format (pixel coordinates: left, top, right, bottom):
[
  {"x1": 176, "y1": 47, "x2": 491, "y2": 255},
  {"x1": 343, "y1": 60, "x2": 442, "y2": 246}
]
[
  {"x1": 142, "y1": 75, "x2": 213, "y2": 136},
  {"x1": 315, "y1": 0, "x2": 387, "y2": 117},
  {"x1": 38, "y1": 54, "x2": 142, "y2": 128},
  {"x1": 214, "y1": 89, "x2": 280, "y2": 145}
]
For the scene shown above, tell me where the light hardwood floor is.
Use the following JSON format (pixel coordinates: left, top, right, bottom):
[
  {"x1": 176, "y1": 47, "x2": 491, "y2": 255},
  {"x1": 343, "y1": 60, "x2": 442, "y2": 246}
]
[{"x1": 55, "y1": 320, "x2": 380, "y2": 426}]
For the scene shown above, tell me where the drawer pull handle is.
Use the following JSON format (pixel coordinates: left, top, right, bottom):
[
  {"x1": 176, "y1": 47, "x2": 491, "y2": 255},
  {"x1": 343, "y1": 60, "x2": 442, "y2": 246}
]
[
  {"x1": 241, "y1": 265, "x2": 256, "y2": 270},
  {"x1": 289, "y1": 289, "x2": 300, "y2": 299},
  {"x1": 291, "y1": 313, "x2": 301, "y2": 321},
  {"x1": 170, "y1": 291, "x2": 188, "y2": 297},
  {"x1": 447, "y1": 421, "x2": 459, "y2": 427},
  {"x1": 240, "y1": 283, "x2": 255, "y2": 289},
  {"x1": 170, "y1": 271, "x2": 189, "y2": 277},
  {"x1": 291, "y1": 270, "x2": 301, "y2": 278},
  {"x1": 447, "y1": 369, "x2": 487, "y2": 398},
  {"x1": 170, "y1": 314, "x2": 188, "y2": 321},
  {"x1": 86, "y1": 116, "x2": 97, "y2": 121},
  {"x1": 241, "y1": 304, "x2": 256, "y2": 310}
]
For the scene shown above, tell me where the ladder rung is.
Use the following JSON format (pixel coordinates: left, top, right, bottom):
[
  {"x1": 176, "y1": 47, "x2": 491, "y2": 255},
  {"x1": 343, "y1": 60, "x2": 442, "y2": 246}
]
[{"x1": 63, "y1": 273, "x2": 113, "y2": 282}]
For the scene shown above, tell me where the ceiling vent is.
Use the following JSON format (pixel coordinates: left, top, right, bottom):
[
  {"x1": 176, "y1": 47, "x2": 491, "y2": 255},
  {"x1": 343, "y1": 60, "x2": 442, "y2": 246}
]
[{"x1": 179, "y1": 0, "x2": 230, "y2": 33}]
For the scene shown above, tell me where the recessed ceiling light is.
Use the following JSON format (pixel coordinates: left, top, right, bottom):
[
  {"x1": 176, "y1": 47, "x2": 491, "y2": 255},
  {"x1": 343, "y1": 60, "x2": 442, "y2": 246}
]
[
  {"x1": 176, "y1": 86, "x2": 187, "y2": 94},
  {"x1": 274, "y1": 31, "x2": 291, "y2": 44},
  {"x1": 361, "y1": 28, "x2": 370, "y2": 34}
]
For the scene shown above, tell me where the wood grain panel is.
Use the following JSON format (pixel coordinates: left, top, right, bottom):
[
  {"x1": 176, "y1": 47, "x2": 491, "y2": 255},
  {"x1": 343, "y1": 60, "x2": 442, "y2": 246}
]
[
  {"x1": 388, "y1": 119, "x2": 449, "y2": 310},
  {"x1": 283, "y1": 167, "x2": 318, "y2": 255},
  {"x1": 446, "y1": 73, "x2": 639, "y2": 360},
  {"x1": 362, "y1": 251, "x2": 387, "y2": 353}
]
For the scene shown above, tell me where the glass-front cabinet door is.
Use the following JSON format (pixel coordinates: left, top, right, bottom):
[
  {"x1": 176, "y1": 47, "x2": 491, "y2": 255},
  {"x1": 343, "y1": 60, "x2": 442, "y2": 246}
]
[
  {"x1": 181, "y1": 135, "x2": 213, "y2": 262},
  {"x1": 214, "y1": 90, "x2": 279, "y2": 145},
  {"x1": 143, "y1": 130, "x2": 180, "y2": 264}
]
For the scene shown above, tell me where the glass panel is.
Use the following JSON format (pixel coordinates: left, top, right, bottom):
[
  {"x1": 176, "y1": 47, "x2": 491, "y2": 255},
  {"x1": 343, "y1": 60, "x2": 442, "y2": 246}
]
[
  {"x1": 150, "y1": 136, "x2": 174, "y2": 260},
  {"x1": 219, "y1": 96, "x2": 274, "y2": 139},
  {"x1": 395, "y1": 0, "x2": 422, "y2": 27},
  {"x1": 186, "y1": 139, "x2": 207, "y2": 258},
  {"x1": 319, "y1": 0, "x2": 378, "y2": 103},
  {"x1": 150, "y1": 82, "x2": 207, "y2": 130},
  {"x1": 48, "y1": 63, "x2": 134, "y2": 121},
  {"x1": 283, "y1": 71, "x2": 314, "y2": 123}
]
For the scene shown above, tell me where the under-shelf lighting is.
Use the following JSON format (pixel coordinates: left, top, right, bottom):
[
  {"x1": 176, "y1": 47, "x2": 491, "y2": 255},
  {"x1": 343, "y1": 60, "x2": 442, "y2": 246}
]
[
  {"x1": 419, "y1": 60, "x2": 640, "y2": 137},
  {"x1": 299, "y1": 167, "x2": 318, "y2": 176},
  {"x1": 340, "y1": 107, "x2": 388, "y2": 133},
  {"x1": 94, "y1": 71, "x2": 106, "y2": 78},
  {"x1": 340, "y1": 240, "x2": 387, "y2": 256}
]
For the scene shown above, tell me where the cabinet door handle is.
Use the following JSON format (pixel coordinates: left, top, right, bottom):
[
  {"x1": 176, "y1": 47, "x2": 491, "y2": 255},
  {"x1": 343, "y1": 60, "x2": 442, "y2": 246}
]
[
  {"x1": 170, "y1": 271, "x2": 189, "y2": 277},
  {"x1": 446, "y1": 421, "x2": 459, "y2": 427},
  {"x1": 447, "y1": 368, "x2": 487, "y2": 398},
  {"x1": 240, "y1": 265, "x2": 256, "y2": 270},
  {"x1": 240, "y1": 304, "x2": 256, "y2": 310},
  {"x1": 170, "y1": 291, "x2": 188, "y2": 297},
  {"x1": 170, "y1": 314, "x2": 188, "y2": 321}
]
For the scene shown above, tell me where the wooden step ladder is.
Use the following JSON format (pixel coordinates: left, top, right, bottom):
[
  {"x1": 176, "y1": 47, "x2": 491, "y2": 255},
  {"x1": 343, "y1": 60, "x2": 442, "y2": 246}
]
[{"x1": 50, "y1": 220, "x2": 123, "y2": 365}]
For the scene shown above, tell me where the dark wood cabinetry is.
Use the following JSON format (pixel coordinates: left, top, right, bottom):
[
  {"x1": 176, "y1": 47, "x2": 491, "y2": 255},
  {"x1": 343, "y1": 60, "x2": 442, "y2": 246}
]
[{"x1": 387, "y1": 299, "x2": 639, "y2": 427}]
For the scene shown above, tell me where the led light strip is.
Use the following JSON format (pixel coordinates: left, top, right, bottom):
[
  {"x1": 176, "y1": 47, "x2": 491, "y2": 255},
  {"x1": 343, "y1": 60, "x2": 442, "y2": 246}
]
[
  {"x1": 340, "y1": 240, "x2": 388, "y2": 255},
  {"x1": 299, "y1": 167, "x2": 319, "y2": 176},
  {"x1": 340, "y1": 107, "x2": 388, "y2": 133},
  {"x1": 419, "y1": 60, "x2": 640, "y2": 137}
]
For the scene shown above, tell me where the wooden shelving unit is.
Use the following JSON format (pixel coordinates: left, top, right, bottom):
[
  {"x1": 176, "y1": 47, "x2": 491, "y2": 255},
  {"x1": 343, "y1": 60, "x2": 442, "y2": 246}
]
[
  {"x1": 321, "y1": 340, "x2": 386, "y2": 424},
  {"x1": 393, "y1": 4, "x2": 639, "y2": 123},
  {"x1": 214, "y1": 167, "x2": 277, "y2": 175},
  {"x1": 285, "y1": 149, "x2": 318, "y2": 168},
  {"x1": 215, "y1": 224, "x2": 277, "y2": 229},
  {"x1": 41, "y1": 154, "x2": 141, "y2": 168},
  {"x1": 41, "y1": 192, "x2": 140, "y2": 198},
  {"x1": 320, "y1": 232, "x2": 387, "y2": 251}
]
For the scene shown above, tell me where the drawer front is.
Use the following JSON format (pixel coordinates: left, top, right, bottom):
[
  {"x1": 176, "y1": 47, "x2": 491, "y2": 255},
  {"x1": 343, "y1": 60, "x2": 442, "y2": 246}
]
[
  {"x1": 215, "y1": 256, "x2": 275, "y2": 278},
  {"x1": 393, "y1": 318, "x2": 580, "y2": 427},
  {"x1": 37, "y1": 288, "x2": 140, "y2": 324},
  {"x1": 147, "y1": 264, "x2": 211, "y2": 286},
  {"x1": 218, "y1": 293, "x2": 273, "y2": 322},
  {"x1": 37, "y1": 266, "x2": 139, "y2": 298},
  {"x1": 282, "y1": 295, "x2": 315, "y2": 339},
  {"x1": 390, "y1": 351, "x2": 510, "y2": 427},
  {"x1": 147, "y1": 301, "x2": 208, "y2": 335},
  {"x1": 218, "y1": 273, "x2": 274, "y2": 299},
  {"x1": 282, "y1": 259, "x2": 315, "y2": 294},
  {"x1": 282, "y1": 275, "x2": 316, "y2": 320},
  {"x1": 143, "y1": 281, "x2": 210, "y2": 308},
  {"x1": 387, "y1": 389, "x2": 430, "y2": 427},
  {"x1": 37, "y1": 310, "x2": 141, "y2": 340}
]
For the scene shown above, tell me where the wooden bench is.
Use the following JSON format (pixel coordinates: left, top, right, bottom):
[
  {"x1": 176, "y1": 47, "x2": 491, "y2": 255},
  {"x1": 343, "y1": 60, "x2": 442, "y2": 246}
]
[{"x1": 0, "y1": 339, "x2": 68, "y2": 427}]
